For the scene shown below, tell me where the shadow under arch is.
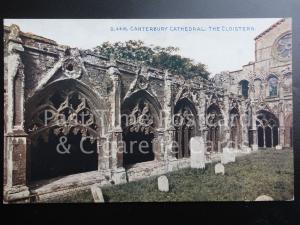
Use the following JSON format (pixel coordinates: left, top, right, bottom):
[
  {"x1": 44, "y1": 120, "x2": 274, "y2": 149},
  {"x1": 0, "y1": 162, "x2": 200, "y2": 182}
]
[
  {"x1": 121, "y1": 90, "x2": 162, "y2": 167},
  {"x1": 25, "y1": 78, "x2": 109, "y2": 182}
]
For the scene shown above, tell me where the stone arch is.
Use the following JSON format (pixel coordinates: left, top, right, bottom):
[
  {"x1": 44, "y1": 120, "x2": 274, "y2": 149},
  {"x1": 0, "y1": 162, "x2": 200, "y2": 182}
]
[
  {"x1": 266, "y1": 73, "x2": 279, "y2": 81},
  {"x1": 206, "y1": 103, "x2": 223, "y2": 152},
  {"x1": 122, "y1": 89, "x2": 162, "y2": 127},
  {"x1": 173, "y1": 97, "x2": 198, "y2": 159},
  {"x1": 121, "y1": 90, "x2": 162, "y2": 167},
  {"x1": 25, "y1": 79, "x2": 108, "y2": 182},
  {"x1": 26, "y1": 78, "x2": 109, "y2": 135},
  {"x1": 239, "y1": 80, "x2": 249, "y2": 98},
  {"x1": 284, "y1": 114, "x2": 293, "y2": 147},
  {"x1": 256, "y1": 110, "x2": 279, "y2": 148}
]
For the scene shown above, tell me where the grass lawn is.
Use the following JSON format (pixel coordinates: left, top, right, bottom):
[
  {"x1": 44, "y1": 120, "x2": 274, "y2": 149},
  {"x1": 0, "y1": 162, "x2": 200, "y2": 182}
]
[{"x1": 47, "y1": 149, "x2": 294, "y2": 202}]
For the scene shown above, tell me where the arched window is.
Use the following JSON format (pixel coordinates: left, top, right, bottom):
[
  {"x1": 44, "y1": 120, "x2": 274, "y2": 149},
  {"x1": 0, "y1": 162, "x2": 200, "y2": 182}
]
[
  {"x1": 239, "y1": 80, "x2": 249, "y2": 98},
  {"x1": 253, "y1": 78, "x2": 262, "y2": 98},
  {"x1": 268, "y1": 75, "x2": 278, "y2": 97}
]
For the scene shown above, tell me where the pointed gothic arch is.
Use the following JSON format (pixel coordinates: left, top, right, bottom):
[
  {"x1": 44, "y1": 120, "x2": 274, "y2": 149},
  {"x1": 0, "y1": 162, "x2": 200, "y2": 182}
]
[
  {"x1": 256, "y1": 110, "x2": 279, "y2": 148},
  {"x1": 121, "y1": 90, "x2": 162, "y2": 167},
  {"x1": 25, "y1": 79, "x2": 108, "y2": 182},
  {"x1": 174, "y1": 97, "x2": 198, "y2": 159},
  {"x1": 206, "y1": 103, "x2": 223, "y2": 152},
  {"x1": 239, "y1": 80, "x2": 249, "y2": 98}
]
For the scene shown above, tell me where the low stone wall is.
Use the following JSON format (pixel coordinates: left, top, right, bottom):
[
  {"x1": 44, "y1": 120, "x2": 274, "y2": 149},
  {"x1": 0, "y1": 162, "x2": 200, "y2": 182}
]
[
  {"x1": 126, "y1": 161, "x2": 167, "y2": 182},
  {"x1": 29, "y1": 170, "x2": 112, "y2": 202},
  {"x1": 24, "y1": 150, "x2": 253, "y2": 202}
]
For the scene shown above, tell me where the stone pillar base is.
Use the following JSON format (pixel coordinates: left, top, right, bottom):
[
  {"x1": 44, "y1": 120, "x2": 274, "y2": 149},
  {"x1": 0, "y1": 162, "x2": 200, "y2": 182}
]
[
  {"x1": 111, "y1": 167, "x2": 127, "y2": 185},
  {"x1": 242, "y1": 146, "x2": 252, "y2": 153},
  {"x1": 251, "y1": 144, "x2": 258, "y2": 151},
  {"x1": 275, "y1": 145, "x2": 283, "y2": 150},
  {"x1": 167, "y1": 157, "x2": 178, "y2": 172},
  {"x1": 98, "y1": 169, "x2": 112, "y2": 180},
  {"x1": 4, "y1": 185, "x2": 30, "y2": 203}
]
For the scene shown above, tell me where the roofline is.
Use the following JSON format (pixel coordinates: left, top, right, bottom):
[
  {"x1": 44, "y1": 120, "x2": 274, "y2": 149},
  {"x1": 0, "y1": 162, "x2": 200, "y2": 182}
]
[
  {"x1": 254, "y1": 18, "x2": 285, "y2": 40},
  {"x1": 229, "y1": 69, "x2": 243, "y2": 73},
  {"x1": 4, "y1": 24, "x2": 57, "y2": 45}
]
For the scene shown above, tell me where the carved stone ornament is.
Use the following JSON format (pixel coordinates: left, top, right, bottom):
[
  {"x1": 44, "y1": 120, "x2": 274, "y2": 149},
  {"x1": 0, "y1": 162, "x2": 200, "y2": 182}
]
[
  {"x1": 28, "y1": 91, "x2": 98, "y2": 143},
  {"x1": 124, "y1": 66, "x2": 150, "y2": 100},
  {"x1": 174, "y1": 107, "x2": 195, "y2": 128},
  {"x1": 273, "y1": 32, "x2": 292, "y2": 61},
  {"x1": 137, "y1": 75, "x2": 148, "y2": 89},
  {"x1": 230, "y1": 99, "x2": 239, "y2": 110},
  {"x1": 174, "y1": 85, "x2": 194, "y2": 105},
  {"x1": 8, "y1": 24, "x2": 22, "y2": 42},
  {"x1": 127, "y1": 101, "x2": 154, "y2": 134},
  {"x1": 62, "y1": 57, "x2": 83, "y2": 79},
  {"x1": 257, "y1": 101, "x2": 272, "y2": 112}
]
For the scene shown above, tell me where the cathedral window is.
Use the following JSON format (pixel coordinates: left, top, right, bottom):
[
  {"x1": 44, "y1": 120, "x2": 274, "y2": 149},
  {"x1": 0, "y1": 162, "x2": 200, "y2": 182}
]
[
  {"x1": 239, "y1": 80, "x2": 249, "y2": 98},
  {"x1": 268, "y1": 75, "x2": 278, "y2": 97}
]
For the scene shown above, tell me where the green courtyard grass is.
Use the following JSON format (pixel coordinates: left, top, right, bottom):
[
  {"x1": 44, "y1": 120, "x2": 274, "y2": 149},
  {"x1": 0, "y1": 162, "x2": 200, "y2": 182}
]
[{"x1": 48, "y1": 149, "x2": 294, "y2": 202}]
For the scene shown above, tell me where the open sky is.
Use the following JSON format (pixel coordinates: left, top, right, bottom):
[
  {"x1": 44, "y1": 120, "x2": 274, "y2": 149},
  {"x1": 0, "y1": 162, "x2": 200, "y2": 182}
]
[{"x1": 4, "y1": 19, "x2": 280, "y2": 75}]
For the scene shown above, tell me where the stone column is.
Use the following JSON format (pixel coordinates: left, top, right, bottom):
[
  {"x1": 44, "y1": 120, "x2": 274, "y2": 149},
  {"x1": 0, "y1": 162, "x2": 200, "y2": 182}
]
[
  {"x1": 222, "y1": 95, "x2": 230, "y2": 150},
  {"x1": 250, "y1": 102, "x2": 258, "y2": 151},
  {"x1": 196, "y1": 92, "x2": 208, "y2": 152},
  {"x1": 107, "y1": 57, "x2": 126, "y2": 184},
  {"x1": 240, "y1": 100, "x2": 249, "y2": 149},
  {"x1": 277, "y1": 111, "x2": 284, "y2": 148},
  {"x1": 263, "y1": 128, "x2": 266, "y2": 148},
  {"x1": 271, "y1": 128, "x2": 274, "y2": 147},
  {"x1": 4, "y1": 25, "x2": 30, "y2": 203},
  {"x1": 97, "y1": 137, "x2": 109, "y2": 170},
  {"x1": 163, "y1": 71, "x2": 178, "y2": 171},
  {"x1": 183, "y1": 127, "x2": 189, "y2": 157},
  {"x1": 177, "y1": 128, "x2": 183, "y2": 158},
  {"x1": 163, "y1": 70, "x2": 175, "y2": 159}
]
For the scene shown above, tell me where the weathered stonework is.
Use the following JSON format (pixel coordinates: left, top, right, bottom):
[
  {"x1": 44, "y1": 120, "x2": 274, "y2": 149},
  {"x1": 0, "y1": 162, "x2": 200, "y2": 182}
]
[{"x1": 3, "y1": 19, "x2": 292, "y2": 203}]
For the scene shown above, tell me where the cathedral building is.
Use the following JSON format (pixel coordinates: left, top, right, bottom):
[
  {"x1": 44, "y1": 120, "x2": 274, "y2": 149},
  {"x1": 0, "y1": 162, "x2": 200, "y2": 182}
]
[{"x1": 3, "y1": 18, "x2": 292, "y2": 202}]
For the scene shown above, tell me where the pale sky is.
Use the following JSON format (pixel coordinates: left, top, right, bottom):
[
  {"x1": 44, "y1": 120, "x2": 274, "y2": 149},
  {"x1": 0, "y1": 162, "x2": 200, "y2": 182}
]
[{"x1": 4, "y1": 19, "x2": 280, "y2": 75}]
